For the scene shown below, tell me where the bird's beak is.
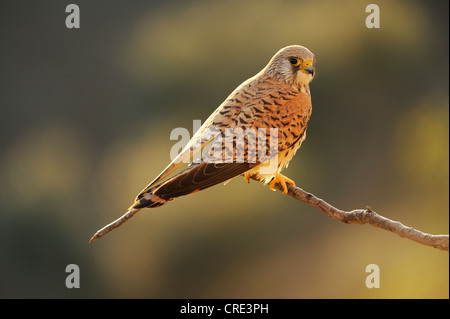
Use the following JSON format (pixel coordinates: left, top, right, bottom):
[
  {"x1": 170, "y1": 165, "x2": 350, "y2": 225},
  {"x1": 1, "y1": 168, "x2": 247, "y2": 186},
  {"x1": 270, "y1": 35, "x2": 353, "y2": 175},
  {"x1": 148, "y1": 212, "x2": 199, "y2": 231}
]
[{"x1": 303, "y1": 65, "x2": 314, "y2": 76}]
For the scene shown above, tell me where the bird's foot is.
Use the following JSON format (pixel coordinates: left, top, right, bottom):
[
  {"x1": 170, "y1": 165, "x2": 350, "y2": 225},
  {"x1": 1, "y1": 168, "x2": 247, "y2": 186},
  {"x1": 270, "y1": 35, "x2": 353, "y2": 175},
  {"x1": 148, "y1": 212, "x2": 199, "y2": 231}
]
[
  {"x1": 269, "y1": 173, "x2": 295, "y2": 194},
  {"x1": 243, "y1": 173, "x2": 251, "y2": 184}
]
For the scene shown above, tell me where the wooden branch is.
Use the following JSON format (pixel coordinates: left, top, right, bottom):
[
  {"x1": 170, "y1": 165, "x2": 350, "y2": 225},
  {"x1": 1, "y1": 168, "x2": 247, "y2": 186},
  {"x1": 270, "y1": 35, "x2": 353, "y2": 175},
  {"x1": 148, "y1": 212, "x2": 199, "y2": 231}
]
[{"x1": 257, "y1": 178, "x2": 449, "y2": 251}]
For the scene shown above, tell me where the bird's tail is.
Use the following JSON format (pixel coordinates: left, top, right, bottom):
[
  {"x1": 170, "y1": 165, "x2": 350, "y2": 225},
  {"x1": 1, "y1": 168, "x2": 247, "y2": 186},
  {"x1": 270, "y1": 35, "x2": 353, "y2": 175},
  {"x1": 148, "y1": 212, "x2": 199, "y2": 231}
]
[
  {"x1": 89, "y1": 161, "x2": 254, "y2": 243},
  {"x1": 89, "y1": 192, "x2": 170, "y2": 244},
  {"x1": 130, "y1": 192, "x2": 169, "y2": 209}
]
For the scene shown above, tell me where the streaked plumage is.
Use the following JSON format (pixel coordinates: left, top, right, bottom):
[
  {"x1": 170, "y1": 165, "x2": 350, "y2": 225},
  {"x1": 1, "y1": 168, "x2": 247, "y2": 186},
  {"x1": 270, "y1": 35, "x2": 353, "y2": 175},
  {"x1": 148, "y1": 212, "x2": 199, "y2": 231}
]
[{"x1": 90, "y1": 45, "x2": 315, "y2": 243}]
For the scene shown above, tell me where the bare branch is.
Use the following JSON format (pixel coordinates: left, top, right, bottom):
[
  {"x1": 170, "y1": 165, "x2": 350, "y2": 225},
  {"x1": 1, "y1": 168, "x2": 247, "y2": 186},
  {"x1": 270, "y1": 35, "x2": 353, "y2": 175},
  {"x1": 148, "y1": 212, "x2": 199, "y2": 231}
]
[
  {"x1": 89, "y1": 208, "x2": 141, "y2": 243},
  {"x1": 258, "y1": 177, "x2": 449, "y2": 251}
]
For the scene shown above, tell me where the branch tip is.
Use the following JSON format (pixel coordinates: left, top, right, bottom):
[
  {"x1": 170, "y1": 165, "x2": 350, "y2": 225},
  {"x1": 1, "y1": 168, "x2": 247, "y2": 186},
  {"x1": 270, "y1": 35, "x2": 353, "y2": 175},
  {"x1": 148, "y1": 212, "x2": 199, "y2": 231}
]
[{"x1": 251, "y1": 176, "x2": 448, "y2": 251}]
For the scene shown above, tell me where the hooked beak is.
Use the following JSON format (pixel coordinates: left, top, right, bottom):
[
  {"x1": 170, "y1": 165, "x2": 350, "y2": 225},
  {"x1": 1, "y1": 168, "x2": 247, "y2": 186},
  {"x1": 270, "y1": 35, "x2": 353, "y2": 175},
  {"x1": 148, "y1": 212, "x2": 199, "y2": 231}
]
[{"x1": 303, "y1": 65, "x2": 314, "y2": 76}]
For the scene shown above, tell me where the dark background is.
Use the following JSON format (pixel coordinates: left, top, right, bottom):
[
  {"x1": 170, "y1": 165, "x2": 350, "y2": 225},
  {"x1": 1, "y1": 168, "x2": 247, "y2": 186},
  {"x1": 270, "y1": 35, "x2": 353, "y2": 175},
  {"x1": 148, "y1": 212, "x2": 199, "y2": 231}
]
[{"x1": 0, "y1": 0, "x2": 448, "y2": 298}]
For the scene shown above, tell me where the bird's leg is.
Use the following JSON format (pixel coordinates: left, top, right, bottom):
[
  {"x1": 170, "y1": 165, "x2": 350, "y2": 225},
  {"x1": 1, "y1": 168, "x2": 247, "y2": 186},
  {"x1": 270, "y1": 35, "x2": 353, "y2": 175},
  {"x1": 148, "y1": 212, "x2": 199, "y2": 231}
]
[
  {"x1": 243, "y1": 173, "x2": 251, "y2": 184},
  {"x1": 269, "y1": 173, "x2": 296, "y2": 194}
]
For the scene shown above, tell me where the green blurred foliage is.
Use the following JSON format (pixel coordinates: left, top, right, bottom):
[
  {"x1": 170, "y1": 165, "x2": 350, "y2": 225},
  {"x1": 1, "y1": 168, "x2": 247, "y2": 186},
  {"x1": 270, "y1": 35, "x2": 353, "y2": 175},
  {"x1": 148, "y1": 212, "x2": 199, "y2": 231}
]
[{"x1": 0, "y1": 0, "x2": 448, "y2": 298}]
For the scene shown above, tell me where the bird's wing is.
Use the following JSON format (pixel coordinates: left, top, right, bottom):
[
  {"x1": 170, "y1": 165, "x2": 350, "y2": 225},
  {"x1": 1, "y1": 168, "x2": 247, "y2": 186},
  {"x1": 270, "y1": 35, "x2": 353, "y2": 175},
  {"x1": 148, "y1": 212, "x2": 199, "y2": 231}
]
[
  {"x1": 138, "y1": 133, "x2": 212, "y2": 191},
  {"x1": 134, "y1": 77, "x2": 256, "y2": 200}
]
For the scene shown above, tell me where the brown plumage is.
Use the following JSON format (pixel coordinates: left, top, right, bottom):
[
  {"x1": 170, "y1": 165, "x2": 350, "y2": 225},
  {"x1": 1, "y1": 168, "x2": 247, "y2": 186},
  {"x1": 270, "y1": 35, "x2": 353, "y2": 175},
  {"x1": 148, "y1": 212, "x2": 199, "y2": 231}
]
[{"x1": 90, "y1": 45, "x2": 315, "y2": 243}]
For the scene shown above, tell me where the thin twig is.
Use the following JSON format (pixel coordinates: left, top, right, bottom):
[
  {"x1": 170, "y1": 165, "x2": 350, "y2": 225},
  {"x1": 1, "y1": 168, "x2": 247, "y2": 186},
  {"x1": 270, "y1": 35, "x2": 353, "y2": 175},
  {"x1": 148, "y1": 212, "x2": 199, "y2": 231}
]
[
  {"x1": 90, "y1": 178, "x2": 449, "y2": 250},
  {"x1": 261, "y1": 177, "x2": 449, "y2": 251},
  {"x1": 89, "y1": 208, "x2": 141, "y2": 243}
]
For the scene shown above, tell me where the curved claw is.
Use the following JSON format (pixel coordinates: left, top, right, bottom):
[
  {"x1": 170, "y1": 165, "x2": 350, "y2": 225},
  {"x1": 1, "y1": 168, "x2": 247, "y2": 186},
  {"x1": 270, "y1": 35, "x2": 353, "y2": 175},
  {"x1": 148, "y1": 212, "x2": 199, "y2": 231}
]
[{"x1": 269, "y1": 173, "x2": 296, "y2": 194}]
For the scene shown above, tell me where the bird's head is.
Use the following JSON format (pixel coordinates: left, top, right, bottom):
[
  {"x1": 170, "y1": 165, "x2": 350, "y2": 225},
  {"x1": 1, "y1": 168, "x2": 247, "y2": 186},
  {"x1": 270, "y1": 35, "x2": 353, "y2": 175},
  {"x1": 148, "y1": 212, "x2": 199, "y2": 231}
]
[{"x1": 264, "y1": 45, "x2": 315, "y2": 90}]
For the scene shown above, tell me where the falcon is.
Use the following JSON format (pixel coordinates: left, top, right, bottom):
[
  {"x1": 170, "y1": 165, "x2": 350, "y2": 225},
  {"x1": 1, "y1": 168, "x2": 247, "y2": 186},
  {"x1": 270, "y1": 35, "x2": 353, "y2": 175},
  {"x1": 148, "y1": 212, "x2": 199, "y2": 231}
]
[{"x1": 90, "y1": 45, "x2": 315, "y2": 243}]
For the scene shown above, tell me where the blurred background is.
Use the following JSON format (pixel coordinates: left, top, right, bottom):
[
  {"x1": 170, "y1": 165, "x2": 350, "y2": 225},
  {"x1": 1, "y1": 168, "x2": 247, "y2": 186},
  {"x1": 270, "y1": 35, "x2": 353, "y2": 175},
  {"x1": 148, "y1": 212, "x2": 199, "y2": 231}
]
[{"x1": 0, "y1": 0, "x2": 448, "y2": 298}]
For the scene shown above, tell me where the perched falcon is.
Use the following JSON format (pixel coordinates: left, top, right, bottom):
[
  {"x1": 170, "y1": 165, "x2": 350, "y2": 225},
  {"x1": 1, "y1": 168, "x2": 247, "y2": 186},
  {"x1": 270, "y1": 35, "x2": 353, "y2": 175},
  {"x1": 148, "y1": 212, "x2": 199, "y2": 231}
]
[{"x1": 90, "y1": 45, "x2": 315, "y2": 243}]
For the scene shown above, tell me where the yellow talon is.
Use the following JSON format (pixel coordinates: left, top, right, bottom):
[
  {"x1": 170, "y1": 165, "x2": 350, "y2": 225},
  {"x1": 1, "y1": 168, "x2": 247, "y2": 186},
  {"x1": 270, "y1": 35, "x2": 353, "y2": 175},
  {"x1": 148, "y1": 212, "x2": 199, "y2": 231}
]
[
  {"x1": 269, "y1": 173, "x2": 296, "y2": 194},
  {"x1": 243, "y1": 173, "x2": 250, "y2": 184}
]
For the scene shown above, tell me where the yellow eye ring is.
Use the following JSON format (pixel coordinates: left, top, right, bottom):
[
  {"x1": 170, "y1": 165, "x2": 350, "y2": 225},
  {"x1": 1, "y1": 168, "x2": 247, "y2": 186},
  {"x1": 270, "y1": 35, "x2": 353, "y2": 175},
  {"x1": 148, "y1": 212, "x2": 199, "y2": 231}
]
[{"x1": 289, "y1": 57, "x2": 301, "y2": 66}]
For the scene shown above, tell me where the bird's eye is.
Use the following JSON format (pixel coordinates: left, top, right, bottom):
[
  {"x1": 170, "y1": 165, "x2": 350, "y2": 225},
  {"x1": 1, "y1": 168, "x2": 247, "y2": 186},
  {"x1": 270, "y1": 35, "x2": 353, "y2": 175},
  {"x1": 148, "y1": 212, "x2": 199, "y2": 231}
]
[{"x1": 289, "y1": 57, "x2": 301, "y2": 66}]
